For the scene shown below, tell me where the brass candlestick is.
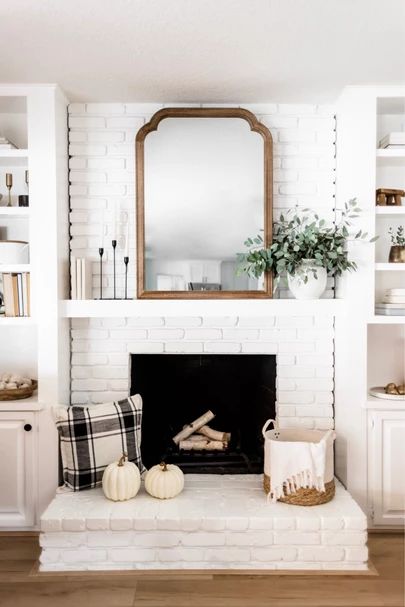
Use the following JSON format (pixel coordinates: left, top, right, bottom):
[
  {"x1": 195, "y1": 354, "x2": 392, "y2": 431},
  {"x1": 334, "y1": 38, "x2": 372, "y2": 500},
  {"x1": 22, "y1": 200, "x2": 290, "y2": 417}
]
[
  {"x1": 5, "y1": 173, "x2": 12, "y2": 207},
  {"x1": 25, "y1": 170, "x2": 29, "y2": 190}
]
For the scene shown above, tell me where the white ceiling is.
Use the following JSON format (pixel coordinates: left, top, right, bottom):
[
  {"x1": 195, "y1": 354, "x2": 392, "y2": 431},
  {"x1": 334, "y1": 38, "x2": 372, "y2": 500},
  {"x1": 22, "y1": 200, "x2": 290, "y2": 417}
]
[{"x1": 0, "y1": 0, "x2": 404, "y2": 103}]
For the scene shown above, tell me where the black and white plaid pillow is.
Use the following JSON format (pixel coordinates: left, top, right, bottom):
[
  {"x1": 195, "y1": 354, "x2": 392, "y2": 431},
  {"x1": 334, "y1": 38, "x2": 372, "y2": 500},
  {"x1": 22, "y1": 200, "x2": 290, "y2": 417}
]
[{"x1": 54, "y1": 395, "x2": 145, "y2": 491}]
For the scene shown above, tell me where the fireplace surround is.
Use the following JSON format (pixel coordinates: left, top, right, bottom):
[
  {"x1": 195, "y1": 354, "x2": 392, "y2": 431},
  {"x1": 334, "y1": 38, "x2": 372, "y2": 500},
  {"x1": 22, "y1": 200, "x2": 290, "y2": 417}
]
[{"x1": 130, "y1": 354, "x2": 276, "y2": 474}]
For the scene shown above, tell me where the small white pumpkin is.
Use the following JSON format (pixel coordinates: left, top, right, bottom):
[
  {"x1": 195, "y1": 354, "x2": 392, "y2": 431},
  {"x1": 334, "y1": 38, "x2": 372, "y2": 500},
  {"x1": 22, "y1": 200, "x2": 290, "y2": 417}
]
[
  {"x1": 102, "y1": 452, "x2": 141, "y2": 502},
  {"x1": 144, "y1": 461, "x2": 184, "y2": 499}
]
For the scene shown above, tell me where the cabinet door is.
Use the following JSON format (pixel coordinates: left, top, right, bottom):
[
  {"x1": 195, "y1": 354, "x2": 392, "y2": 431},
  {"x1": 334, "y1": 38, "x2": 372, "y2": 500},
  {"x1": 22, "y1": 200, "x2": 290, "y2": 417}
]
[
  {"x1": 0, "y1": 412, "x2": 35, "y2": 527},
  {"x1": 369, "y1": 410, "x2": 405, "y2": 526}
]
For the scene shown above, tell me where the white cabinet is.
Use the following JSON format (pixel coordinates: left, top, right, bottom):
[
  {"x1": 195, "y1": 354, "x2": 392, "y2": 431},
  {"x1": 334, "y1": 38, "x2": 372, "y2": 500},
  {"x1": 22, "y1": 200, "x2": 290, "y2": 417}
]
[
  {"x1": 0, "y1": 411, "x2": 36, "y2": 527},
  {"x1": 369, "y1": 410, "x2": 405, "y2": 526}
]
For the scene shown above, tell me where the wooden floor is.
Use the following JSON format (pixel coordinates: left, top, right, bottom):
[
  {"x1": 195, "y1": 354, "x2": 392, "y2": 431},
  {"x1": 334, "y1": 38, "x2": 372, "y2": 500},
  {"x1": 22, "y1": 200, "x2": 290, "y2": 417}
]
[{"x1": 0, "y1": 533, "x2": 403, "y2": 607}]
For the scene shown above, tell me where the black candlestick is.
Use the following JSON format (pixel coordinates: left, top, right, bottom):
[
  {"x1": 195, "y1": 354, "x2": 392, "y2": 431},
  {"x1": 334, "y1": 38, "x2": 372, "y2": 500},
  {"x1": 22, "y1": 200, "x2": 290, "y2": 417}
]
[
  {"x1": 98, "y1": 248, "x2": 104, "y2": 300},
  {"x1": 112, "y1": 240, "x2": 117, "y2": 299},
  {"x1": 124, "y1": 256, "x2": 129, "y2": 300}
]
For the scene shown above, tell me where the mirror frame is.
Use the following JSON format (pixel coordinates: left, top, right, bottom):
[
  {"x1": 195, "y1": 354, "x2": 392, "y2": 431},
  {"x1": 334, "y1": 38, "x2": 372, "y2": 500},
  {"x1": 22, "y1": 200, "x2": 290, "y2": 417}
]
[{"x1": 136, "y1": 107, "x2": 273, "y2": 299}]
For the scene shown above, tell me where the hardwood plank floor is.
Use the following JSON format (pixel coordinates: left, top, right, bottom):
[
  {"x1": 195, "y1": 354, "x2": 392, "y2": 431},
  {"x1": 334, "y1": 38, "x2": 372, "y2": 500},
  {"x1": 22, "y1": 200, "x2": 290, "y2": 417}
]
[{"x1": 0, "y1": 533, "x2": 402, "y2": 607}]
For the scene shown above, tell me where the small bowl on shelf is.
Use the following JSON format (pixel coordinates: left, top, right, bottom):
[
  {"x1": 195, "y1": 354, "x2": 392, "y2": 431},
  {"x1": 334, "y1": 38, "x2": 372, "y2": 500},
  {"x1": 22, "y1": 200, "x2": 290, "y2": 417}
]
[{"x1": 0, "y1": 379, "x2": 38, "y2": 401}]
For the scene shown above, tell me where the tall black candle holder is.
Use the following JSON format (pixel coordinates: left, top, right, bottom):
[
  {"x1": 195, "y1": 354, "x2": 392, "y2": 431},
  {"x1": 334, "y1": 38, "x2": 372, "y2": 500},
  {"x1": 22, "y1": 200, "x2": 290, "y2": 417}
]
[
  {"x1": 124, "y1": 256, "x2": 129, "y2": 300},
  {"x1": 112, "y1": 239, "x2": 117, "y2": 300},
  {"x1": 98, "y1": 248, "x2": 104, "y2": 300}
]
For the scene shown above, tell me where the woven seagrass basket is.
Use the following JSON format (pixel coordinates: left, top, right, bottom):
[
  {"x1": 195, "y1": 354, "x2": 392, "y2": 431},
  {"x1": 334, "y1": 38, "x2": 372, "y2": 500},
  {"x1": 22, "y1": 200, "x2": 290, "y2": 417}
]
[{"x1": 262, "y1": 419, "x2": 336, "y2": 506}]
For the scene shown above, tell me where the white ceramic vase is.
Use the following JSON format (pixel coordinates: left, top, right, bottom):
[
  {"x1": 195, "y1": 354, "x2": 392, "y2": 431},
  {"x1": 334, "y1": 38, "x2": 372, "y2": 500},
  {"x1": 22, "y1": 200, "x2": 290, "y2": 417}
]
[{"x1": 287, "y1": 259, "x2": 327, "y2": 300}]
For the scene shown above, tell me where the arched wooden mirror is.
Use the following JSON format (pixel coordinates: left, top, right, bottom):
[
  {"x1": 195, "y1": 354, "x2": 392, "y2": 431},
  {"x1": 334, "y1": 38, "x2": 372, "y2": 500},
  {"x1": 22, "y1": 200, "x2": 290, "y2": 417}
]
[{"x1": 136, "y1": 107, "x2": 273, "y2": 298}]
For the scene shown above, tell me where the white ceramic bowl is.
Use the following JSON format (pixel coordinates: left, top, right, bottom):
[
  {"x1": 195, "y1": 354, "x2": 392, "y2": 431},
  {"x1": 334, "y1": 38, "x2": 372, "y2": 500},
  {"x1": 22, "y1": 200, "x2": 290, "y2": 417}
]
[{"x1": 0, "y1": 241, "x2": 29, "y2": 264}]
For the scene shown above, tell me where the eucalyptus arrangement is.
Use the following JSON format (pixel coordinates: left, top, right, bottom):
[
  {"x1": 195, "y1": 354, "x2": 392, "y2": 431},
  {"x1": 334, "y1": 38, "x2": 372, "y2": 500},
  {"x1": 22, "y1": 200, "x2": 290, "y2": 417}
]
[
  {"x1": 388, "y1": 225, "x2": 405, "y2": 246},
  {"x1": 388, "y1": 225, "x2": 405, "y2": 263},
  {"x1": 237, "y1": 199, "x2": 375, "y2": 299}
]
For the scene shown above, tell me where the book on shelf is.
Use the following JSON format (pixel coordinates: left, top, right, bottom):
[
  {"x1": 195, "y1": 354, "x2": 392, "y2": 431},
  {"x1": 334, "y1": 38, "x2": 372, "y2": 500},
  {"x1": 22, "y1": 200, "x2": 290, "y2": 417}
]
[
  {"x1": 70, "y1": 256, "x2": 92, "y2": 300},
  {"x1": 0, "y1": 272, "x2": 30, "y2": 317},
  {"x1": 378, "y1": 132, "x2": 405, "y2": 149}
]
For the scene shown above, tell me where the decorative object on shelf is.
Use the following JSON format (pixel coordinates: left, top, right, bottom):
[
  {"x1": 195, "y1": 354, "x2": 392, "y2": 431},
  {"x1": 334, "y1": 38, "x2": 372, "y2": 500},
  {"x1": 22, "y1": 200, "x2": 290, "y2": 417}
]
[
  {"x1": 18, "y1": 195, "x2": 29, "y2": 207},
  {"x1": 102, "y1": 452, "x2": 141, "y2": 502},
  {"x1": 0, "y1": 240, "x2": 29, "y2": 264},
  {"x1": 112, "y1": 239, "x2": 117, "y2": 299},
  {"x1": 54, "y1": 394, "x2": 145, "y2": 491},
  {"x1": 388, "y1": 226, "x2": 405, "y2": 262},
  {"x1": 376, "y1": 288, "x2": 405, "y2": 316},
  {"x1": 238, "y1": 199, "x2": 377, "y2": 300},
  {"x1": 385, "y1": 382, "x2": 405, "y2": 396},
  {"x1": 98, "y1": 247, "x2": 104, "y2": 299},
  {"x1": 1, "y1": 272, "x2": 30, "y2": 317},
  {"x1": 369, "y1": 386, "x2": 405, "y2": 401},
  {"x1": 262, "y1": 419, "x2": 336, "y2": 505},
  {"x1": 379, "y1": 132, "x2": 405, "y2": 149},
  {"x1": 124, "y1": 218, "x2": 129, "y2": 299},
  {"x1": 0, "y1": 375, "x2": 37, "y2": 401},
  {"x1": 5, "y1": 173, "x2": 12, "y2": 207},
  {"x1": 376, "y1": 188, "x2": 405, "y2": 207},
  {"x1": 144, "y1": 462, "x2": 184, "y2": 499},
  {"x1": 70, "y1": 257, "x2": 92, "y2": 300}
]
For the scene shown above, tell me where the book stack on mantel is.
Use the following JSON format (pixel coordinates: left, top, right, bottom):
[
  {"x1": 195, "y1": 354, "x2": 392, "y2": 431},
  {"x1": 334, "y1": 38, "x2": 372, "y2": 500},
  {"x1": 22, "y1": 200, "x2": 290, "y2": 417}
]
[
  {"x1": 376, "y1": 289, "x2": 405, "y2": 316},
  {"x1": 70, "y1": 257, "x2": 92, "y2": 300},
  {"x1": 378, "y1": 132, "x2": 405, "y2": 148},
  {"x1": 1, "y1": 273, "x2": 30, "y2": 317}
]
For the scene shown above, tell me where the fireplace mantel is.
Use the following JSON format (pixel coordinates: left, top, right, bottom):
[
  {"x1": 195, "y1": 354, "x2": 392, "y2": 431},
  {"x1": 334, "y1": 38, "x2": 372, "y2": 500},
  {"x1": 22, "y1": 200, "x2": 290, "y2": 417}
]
[{"x1": 61, "y1": 299, "x2": 346, "y2": 318}]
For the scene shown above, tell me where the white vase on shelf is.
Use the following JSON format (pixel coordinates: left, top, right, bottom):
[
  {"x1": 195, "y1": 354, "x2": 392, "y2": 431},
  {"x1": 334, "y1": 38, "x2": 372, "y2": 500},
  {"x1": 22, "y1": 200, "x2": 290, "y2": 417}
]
[{"x1": 287, "y1": 259, "x2": 327, "y2": 300}]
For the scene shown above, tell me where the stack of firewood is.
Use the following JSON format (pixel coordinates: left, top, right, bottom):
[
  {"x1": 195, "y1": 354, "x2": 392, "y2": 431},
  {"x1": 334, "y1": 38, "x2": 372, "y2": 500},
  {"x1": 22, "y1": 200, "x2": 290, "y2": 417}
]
[{"x1": 172, "y1": 410, "x2": 231, "y2": 451}]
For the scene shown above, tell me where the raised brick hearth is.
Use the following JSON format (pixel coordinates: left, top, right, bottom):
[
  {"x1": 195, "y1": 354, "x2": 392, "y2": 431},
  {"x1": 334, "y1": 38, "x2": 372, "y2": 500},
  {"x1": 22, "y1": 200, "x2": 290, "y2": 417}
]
[{"x1": 40, "y1": 475, "x2": 368, "y2": 572}]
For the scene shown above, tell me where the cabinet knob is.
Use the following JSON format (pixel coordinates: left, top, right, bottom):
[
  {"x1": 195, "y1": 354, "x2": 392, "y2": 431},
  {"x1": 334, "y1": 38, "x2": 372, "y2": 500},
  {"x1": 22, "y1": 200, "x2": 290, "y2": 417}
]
[{"x1": 24, "y1": 424, "x2": 32, "y2": 432}]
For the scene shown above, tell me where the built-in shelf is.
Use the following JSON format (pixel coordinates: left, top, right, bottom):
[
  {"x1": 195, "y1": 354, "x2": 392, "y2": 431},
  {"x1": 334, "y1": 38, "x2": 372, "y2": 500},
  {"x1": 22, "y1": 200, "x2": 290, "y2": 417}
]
[
  {"x1": 363, "y1": 396, "x2": 405, "y2": 410},
  {"x1": 375, "y1": 206, "x2": 405, "y2": 215},
  {"x1": 375, "y1": 263, "x2": 405, "y2": 271},
  {"x1": 0, "y1": 207, "x2": 30, "y2": 217},
  {"x1": 0, "y1": 316, "x2": 33, "y2": 326},
  {"x1": 376, "y1": 149, "x2": 405, "y2": 165},
  {"x1": 0, "y1": 264, "x2": 30, "y2": 273},
  {"x1": 0, "y1": 394, "x2": 41, "y2": 412},
  {"x1": 369, "y1": 315, "x2": 405, "y2": 324},
  {"x1": 0, "y1": 149, "x2": 29, "y2": 166},
  {"x1": 60, "y1": 298, "x2": 347, "y2": 318}
]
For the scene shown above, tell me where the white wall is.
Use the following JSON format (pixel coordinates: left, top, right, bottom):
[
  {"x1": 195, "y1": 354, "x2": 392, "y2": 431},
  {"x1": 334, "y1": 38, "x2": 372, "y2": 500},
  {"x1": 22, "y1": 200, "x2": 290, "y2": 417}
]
[{"x1": 68, "y1": 102, "x2": 337, "y2": 430}]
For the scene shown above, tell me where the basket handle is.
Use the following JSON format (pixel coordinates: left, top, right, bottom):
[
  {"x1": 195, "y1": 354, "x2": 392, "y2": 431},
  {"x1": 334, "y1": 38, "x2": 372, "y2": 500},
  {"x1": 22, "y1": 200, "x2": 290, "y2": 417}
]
[{"x1": 262, "y1": 418, "x2": 276, "y2": 439}]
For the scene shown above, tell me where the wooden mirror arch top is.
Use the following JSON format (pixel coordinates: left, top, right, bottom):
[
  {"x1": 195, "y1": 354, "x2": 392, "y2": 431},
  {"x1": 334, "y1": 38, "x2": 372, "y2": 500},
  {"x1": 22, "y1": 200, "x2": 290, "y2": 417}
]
[{"x1": 136, "y1": 107, "x2": 273, "y2": 299}]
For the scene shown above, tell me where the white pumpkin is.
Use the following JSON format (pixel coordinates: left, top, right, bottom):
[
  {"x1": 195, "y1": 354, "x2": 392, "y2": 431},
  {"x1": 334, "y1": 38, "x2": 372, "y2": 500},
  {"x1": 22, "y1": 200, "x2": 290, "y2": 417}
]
[
  {"x1": 144, "y1": 462, "x2": 184, "y2": 499},
  {"x1": 102, "y1": 453, "x2": 141, "y2": 501}
]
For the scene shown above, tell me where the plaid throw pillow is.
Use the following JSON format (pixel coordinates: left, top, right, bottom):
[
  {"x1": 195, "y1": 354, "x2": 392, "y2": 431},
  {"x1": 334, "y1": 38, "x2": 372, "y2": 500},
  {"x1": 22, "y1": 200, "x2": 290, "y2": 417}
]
[{"x1": 54, "y1": 395, "x2": 145, "y2": 491}]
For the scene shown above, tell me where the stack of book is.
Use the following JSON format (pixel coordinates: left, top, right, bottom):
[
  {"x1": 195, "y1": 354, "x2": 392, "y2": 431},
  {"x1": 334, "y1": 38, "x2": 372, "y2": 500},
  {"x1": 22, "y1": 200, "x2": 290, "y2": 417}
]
[
  {"x1": 376, "y1": 289, "x2": 405, "y2": 316},
  {"x1": 70, "y1": 257, "x2": 92, "y2": 299},
  {"x1": 1, "y1": 272, "x2": 30, "y2": 317},
  {"x1": 378, "y1": 132, "x2": 405, "y2": 148},
  {"x1": 0, "y1": 136, "x2": 17, "y2": 150}
]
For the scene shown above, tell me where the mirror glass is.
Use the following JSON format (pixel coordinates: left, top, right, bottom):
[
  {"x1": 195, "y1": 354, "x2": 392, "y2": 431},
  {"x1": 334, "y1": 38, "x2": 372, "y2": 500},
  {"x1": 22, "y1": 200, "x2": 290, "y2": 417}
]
[{"x1": 143, "y1": 116, "x2": 266, "y2": 292}]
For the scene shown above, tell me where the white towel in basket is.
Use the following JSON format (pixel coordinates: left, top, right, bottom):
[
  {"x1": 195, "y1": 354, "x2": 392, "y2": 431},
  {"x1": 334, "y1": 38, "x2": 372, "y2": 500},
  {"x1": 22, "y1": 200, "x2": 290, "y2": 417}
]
[{"x1": 269, "y1": 432, "x2": 331, "y2": 502}]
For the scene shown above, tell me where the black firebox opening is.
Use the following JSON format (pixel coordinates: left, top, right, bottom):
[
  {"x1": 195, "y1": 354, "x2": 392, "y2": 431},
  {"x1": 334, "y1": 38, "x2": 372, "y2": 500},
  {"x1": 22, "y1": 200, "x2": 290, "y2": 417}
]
[{"x1": 130, "y1": 354, "x2": 276, "y2": 474}]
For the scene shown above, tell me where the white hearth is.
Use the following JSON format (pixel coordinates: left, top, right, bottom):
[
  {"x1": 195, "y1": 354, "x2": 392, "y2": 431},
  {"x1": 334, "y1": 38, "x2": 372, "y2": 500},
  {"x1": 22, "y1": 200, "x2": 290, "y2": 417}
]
[{"x1": 40, "y1": 475, "x2": 368, "y2": 572}]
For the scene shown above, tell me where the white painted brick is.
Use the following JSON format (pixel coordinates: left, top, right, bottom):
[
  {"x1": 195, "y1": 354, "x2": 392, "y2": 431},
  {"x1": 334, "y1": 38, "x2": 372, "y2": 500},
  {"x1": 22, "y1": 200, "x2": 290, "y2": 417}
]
[
  {"x1": 133, "y1": 533, "x2": 181, "y2": 547},
  {"x1": 62, "y1": 518, "x2": 86, "y2": 532},
  {"x1": 274, "y1": 531, "x2": 320, "y2": 545},
  {"x1": 87, "y1": 531, "x2": 131, "y2": 547},
  {"x1": 295, "y1": 378, "x2": 334, "y2": 391},
  {"x1": 276, "y1": 354, "x2": 296, "y2": 365},
  {"x1": 278, "y1": 104, "x2": 316, "y2": 115},
  {"x1": 40, "y1": 532, "x2": 87, "y2": 548},
  {"x1": 251, "y1": 547, "x2": 297, "y2": 562},
  {"x1": 322, "y1": 532, "x2": 367, "y2": 546},
  {"x1": 69, "y1": 131, "x2": 87, "y2": 142},
  {"x1": 321, "y1": 517, "x2": 344, "y2": 530},
  {"x1": 344, "y1": 517, "x2": 367, "y2": 531},
  {"x1": 71, "y1": 353, "x2": 109, "y2": 365},
  {"x1": 277, "y1": 365, "x2": 315, "y2": 378},
  {"x1": 226, "y1": 518, "x2": 249, "y2": 531},
  {"x1": 165, "y1": 342, "x2": 204, "y2": 353},
  {"x1": 127, "y1": 342, "x2": 164, "y2": 353},
  {"x1": 204, "y1": 548, "x2": 250, "y2": 562},
  {"x1": 165, "y1": 317, "x2": 202, "y2": 327},
  {"x1": 202, "y1": 316, "x2": 237, "y2": 327},
  {"x1": 69, "y1": 158, "x2": 87, "y2": 169},
  {"x1": 248, "y1": 518, "x2": 273, "y2": 530},
  {"x1": 201, "y1": 518, "x2": 225, "y2": 531},
  {"x1": 182, "y1": 533, "x2": 225, "y2": 547},
  {"x1": 204, "y1": 342, "x2": 241, "y2": 353},
  {"x1": 241, "y1": 342, "x2": 278, "y2": 354},
  {"x1": 260, "y1": 329, "x2": 296, "y2": 341},
  {"x1": 295, "y1": 405, "x2": 333, "y2": 418},
  {"x1": 278, "y1": 391, "x2": 314, "y2": 404},
  {"x1": 88, "y1": 157, "x2": 126, "y2": 169},
  {"x1": 279, "y1": 129, "x2": 316, "y2": 143},
  {"x1": 275, "y1": 317, "x2": 313, "y2": 328},
  {"x1": 345, "y1": 547, "x2": 368, "y2": 562},
  {"x1": 299, "y1": 547, "x2": 344, "y2": 562},
  {"x1": 315, "y1": 392, "x2": 334, "y2": 404},
  {"x1": 126, "y1": 317, "x2": 164, "y2": 327},
  {"x1": 69, "y1": 117, "x2": 105, "y2": 128},
  {"x1": 226, "y1": 531, "x2": 273, "y2": 546},
  {"x1": 106, "y1": 116, "x2": 144, "y2": 128},
  {"x1": 222, "y1": 329, "x2": 259, "y2": 340},
  {"x1": 69, "y1": 144, "x2": 106, "y2": 156},
  {"x1": 86, "y1": 103, "x2": 125, "y2": 115},
  {"x1": 237, "y1": 316, "x2": 275, "y2": 328},
  {"x1": 88, "y1": 184, "x2": 126, "y2": 196},
  {"x1": 134, "y1": 519, "x2": 157, "y2": 531},
  {"x1": 39, "y1": 549, "x2": 60, "y2": 564},
  {"x1": 110, "y1": 329, "x2": 147, "y2": 340},
  {"x1": 274, "y1": 168, "x2": 298, "y2": 182},
  {"x1": 279, "y1": 183, "x2": 317, "y2": 195},
  {"x1": 261, "y1": 115, "x2": 298, "y2": 129},
  {"x1": 297, "y1": 354, "x2": 334, "y2": 366},
  {"x1": 71, "y1": 379, "x2": 108, "y2": 391},
  {"x1": 68, "y1": 103, "x2": 86, "y2": 114},
  {"x1": 184, "y1": 328, "x2": 222, "y2": 340},
  {"x1": 158, "y1": 548, "x2": 205, "y2": 562},
  {"x1": 109, "y1": 547, "x2": 155, "y2": 562},
  {"x1": 277, "y1": 378, "x2": 296, "y2": 390},
  {"x1": 297, "y1": 518, "x2": 320, "y2": 531},
  {"x1": 71, "y1": 329, "x2": 108, "y2": 339},
  {"x1": 282, "y1": 157, "x2": 318, "y2": 169},
  {"x1": 148, "y1": 328, "x2": 184, "y2": 340},
  {"x1": 273, "y1": 518, "x2": 296, "y2": 531}
]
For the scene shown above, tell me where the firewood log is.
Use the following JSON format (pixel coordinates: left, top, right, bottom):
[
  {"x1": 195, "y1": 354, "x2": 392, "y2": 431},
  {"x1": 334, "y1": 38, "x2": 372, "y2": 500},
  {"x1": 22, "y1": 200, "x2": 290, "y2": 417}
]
[{"x1": 172, "y1": 410, "x2": 215, "y2": 444}]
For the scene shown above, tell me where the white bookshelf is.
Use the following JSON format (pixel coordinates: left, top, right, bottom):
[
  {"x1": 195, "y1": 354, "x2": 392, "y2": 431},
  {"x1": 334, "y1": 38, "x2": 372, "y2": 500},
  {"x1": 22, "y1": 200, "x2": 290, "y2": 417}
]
[
  {"x1": 0, "y1": 207, "x2": 30, "y2": 216},
  {"x1": 375, "y1": 206, "x2": 405, "y2": 215}
]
